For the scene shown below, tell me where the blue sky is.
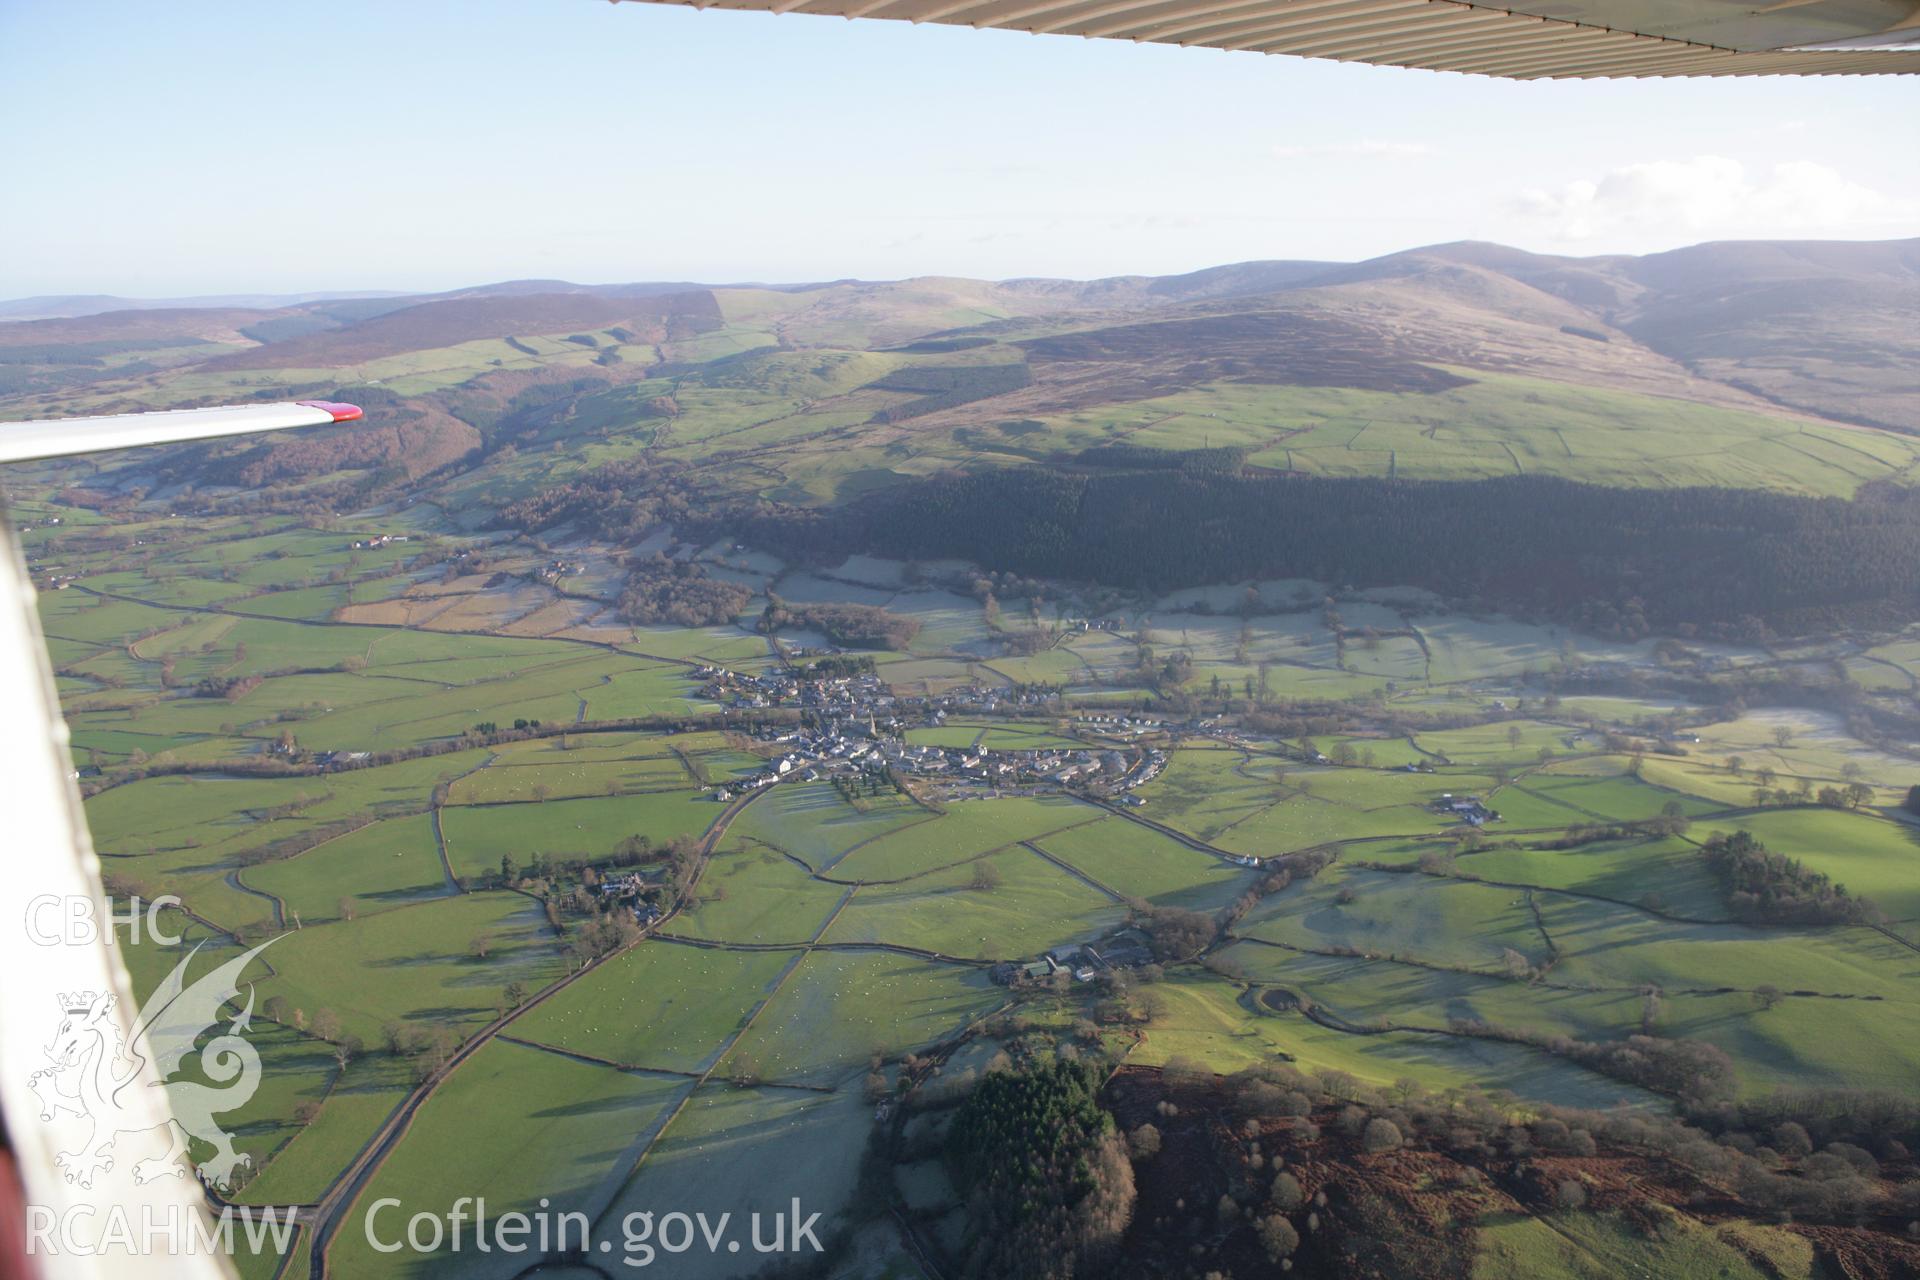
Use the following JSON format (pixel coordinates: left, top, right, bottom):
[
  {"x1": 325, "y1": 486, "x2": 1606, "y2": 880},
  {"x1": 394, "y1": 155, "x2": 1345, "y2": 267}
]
[{"x1": 4, "y1": 0, "x2": 1917, "y2": 296}]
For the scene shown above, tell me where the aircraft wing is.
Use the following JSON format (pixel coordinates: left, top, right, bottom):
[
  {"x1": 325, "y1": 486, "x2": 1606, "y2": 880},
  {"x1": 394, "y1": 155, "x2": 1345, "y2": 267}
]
[
  {"x1": 614, "y1": 0, "x2": 1920, "y2": 77},
  {"x1": 0, "y1": 402, "x2": 357, "y2": 1278},
  {"x1": 0, "y1": 399, "x2": 363, "y2": 465}
]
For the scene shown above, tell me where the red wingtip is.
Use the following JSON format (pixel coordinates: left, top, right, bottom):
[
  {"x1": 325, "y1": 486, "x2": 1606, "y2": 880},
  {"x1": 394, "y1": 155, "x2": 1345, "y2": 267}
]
[{"x1": 297, "y1": 400, "x2": 364, "y2": 423}]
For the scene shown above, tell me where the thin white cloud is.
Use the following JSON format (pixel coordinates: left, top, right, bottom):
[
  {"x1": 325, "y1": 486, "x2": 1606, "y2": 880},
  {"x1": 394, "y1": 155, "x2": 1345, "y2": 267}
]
[
  {"x1": 1515, "y1": 155, "x2": 1918, "y2": 243},
  {"x1": 1272, "y1": 139, "x2": 1437, "y2": 160}
]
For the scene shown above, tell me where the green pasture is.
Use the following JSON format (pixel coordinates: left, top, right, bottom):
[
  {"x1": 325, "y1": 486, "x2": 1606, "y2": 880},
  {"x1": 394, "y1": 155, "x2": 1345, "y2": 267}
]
[
  {"x1": 1237, "y1": 865, "x2": 1552, "y2": 972},
  {"x1": 179, "y1": 1020, "x2": 340, "y2": 1181},
  {"x1": 823, "y1": 845, "x2": 1125, "y2": 959},
  {"x1": 718, "y1": 951, "x2": 1001, "y2": 1087},
  {"x1": 439, "y1": 793, "x2": 717, "y2": 880},
  {"x1": 1473, "y1": 1208, "x2": 1784, "y2": 1280},
  {"x1": 447, "y1": 755, "x2": 691, "y2": 804},
  {"x1": 1031, "y1": 816, "x2": 1251, "y2": 909},
  {"x1": 245, "y1": 812, "x2": 451, "y2": 923},
  {"x1": 329, "y1": 1038, "x2": 690, "y2": 1280},
  {"x1": 257, "y1": 891, "x2": 565, "y2": 1046},
  {"x1": 827, "y1": 793, "x2": 1096, "y2": 880},
  {"x1": 241, "y1": 1055, "x2": 414, "y2": 1206},
  {"x1": 1224, "y1": 941, "x2": 1639, "y2": 1047},
  {"x1": 1128, "y1": 975, "x2": 1650, "y2": 1109},
  {"x1": 1695, "y1": 808, "x2": 1920, "y2": 919},
  {"x1": 1417, "y1": 719, "x2": 1579, "y2": 766},
  {"x1": 512, "y1": 942, "x2": 792, "y2": 1073},
  {"x1": 1495, "y1": 766, "x2": 1721, "y2": 827},
  {"x1": 671, "y1": 841, "x2": 852, "y2": 944},
  {"x1": 599, "y1": 1084, "x2": 874, "y2": 1280},
  {"x1": 1458, "y1": 835, "x2": 1729, "y2": 920}
]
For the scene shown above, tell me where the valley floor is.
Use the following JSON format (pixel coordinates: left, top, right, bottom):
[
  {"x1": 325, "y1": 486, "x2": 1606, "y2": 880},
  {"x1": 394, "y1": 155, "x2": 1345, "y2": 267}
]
[{"x1": 16, "y1": 500, "x2": 1920, "y2": 1279}]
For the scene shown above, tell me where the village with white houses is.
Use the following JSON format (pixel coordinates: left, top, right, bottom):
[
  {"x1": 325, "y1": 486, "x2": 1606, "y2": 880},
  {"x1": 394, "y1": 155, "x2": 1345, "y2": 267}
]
[
  {"x1": 693, "y1": 662, "x2": 1171, "y2": 805},
  {"x1": 692, "y1": 660, "x2": 1517, "y2": 838}
]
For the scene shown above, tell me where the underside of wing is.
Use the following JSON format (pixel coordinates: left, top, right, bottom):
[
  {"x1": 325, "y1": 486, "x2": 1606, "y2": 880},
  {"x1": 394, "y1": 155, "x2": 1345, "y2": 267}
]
[
  {"x1": 0, "y1": 514, "x2": 238, "y2": 1278},
  {"x1": 0, "y1": 399, "x2": 363, "y2": 465},
  {"x1": 615, "y1": 0, "x2": 1920, "y2": 77},
  {"x1": 0, "y1": 399, "x2": 360, "y2": 1275}
]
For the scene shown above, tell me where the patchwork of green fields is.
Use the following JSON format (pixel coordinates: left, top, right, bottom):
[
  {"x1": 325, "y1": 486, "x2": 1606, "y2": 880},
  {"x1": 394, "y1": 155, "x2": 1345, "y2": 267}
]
[{"x1": 20, "y1": 485, "x2": 1919, "y2": 1280}]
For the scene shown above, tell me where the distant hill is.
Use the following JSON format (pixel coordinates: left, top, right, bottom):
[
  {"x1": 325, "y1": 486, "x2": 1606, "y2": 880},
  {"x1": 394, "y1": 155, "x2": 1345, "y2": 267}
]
[
  {"x1": 1285, "y1": 237, "x2": 1920, "y2": 431},
  {"x1": 0, "y1": 278, "x2": 822, "y2": 327},
  {"x1": 0, "y1": 306, "x2": 287, "y2": 349},
  {"x1": 1615, "y1": 239, "x2": 1920, "y2": 431},
  {"x1": 1309, "y1": 241, "x2": 1644, "y2": 311},
  {"x1": 204, "y1": 290, "x2": 725, "y2": 370},
  {"x1": 6, "y1": 234, "x2": 1918, "y2": 505},
  {"x1": 0, "y1": 290, "x2": 409, "y2": 323},
  {"x1": 990, "y1": 260, "x2": 1341, "y2": 309},
  {"x1": 1625, "y1": 237, "x2": 1920, "y2": 293},
  {"x1": 428, "y1": 278, "x2": 752, "y2": 300},
  {"x1": 12, "y1": 234, "x2": 1914, "y2": 429}
]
